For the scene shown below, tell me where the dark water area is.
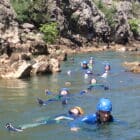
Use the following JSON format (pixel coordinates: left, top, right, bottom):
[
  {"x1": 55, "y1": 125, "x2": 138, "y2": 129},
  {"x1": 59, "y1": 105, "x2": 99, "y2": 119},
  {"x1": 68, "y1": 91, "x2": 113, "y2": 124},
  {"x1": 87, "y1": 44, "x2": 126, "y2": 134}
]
[{"x1": 0, "y1": 51, "x2": 140, "y2": 140}]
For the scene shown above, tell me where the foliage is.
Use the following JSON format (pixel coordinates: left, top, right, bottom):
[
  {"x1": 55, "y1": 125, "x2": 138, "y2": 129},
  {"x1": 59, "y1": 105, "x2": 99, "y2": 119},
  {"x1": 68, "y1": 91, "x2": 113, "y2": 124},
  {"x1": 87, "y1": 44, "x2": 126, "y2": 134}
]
[
  {"x1": 128, "y1": 19, "x2": 140, "y2": 36},
  {"x1": 132, "y1": 1, "x2": 140, "y2": 18},
  {"x1": 28, "y1": 0, "x2": 50, "y2": 26},
  {"x1": 95, "y1": 0, "x2": 117, "y2": 28},
  {"x1": 10, "y1": 0, "x2": 31, "y2": 23},
  {"x1": 10, "y1": 0, "x2": 50, "y2": 26},
  {"x1": 39, "y1": 22, "x2": 59, "y2": 44}
]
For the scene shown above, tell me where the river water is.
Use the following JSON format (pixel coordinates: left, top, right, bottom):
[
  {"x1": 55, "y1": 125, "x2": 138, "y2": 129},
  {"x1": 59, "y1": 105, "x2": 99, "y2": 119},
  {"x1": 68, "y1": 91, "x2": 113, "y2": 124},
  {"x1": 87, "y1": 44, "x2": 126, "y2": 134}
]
[{"x1": 0, "y1": 51, "x2": 140, "y2": 140}]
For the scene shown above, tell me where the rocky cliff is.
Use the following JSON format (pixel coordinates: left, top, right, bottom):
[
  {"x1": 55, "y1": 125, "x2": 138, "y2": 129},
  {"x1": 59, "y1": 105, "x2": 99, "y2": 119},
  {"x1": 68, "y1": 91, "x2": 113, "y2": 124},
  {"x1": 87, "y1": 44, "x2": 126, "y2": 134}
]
[{"x1": 0, "y1": 0, "x2": 140, "y2": 79}]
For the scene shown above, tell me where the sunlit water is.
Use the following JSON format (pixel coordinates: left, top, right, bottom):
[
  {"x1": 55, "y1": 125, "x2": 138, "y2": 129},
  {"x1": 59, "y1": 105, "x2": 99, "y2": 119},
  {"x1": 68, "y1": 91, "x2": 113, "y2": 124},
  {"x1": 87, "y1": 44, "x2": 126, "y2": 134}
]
[{"x1": 0, "y1": 51, "x2": 140, "y2": 140}]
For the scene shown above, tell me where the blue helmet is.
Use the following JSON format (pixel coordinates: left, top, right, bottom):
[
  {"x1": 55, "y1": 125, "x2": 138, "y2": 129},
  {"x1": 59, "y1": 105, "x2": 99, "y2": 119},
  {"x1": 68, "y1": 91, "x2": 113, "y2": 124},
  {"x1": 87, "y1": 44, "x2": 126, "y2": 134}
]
[
  {"x1": 82, "y1": 60, "x2": 88, "y2": 65},
  {"x1": 97, "y1": 98, "x2": 112, "y2": 112},
  {"x1": 60, "y1": 88, "x2": 69, "y2": 92},
  {"x1": 104, "y1": 63, "x2": 111, "y2": 70}
]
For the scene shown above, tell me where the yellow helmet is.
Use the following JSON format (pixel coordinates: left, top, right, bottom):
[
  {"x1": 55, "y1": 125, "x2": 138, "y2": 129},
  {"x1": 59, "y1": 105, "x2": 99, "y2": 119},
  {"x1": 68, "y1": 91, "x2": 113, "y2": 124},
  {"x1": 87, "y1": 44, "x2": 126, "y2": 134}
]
[{"x1": 74, "y1": 106, "x2": 84, "y2": 115}]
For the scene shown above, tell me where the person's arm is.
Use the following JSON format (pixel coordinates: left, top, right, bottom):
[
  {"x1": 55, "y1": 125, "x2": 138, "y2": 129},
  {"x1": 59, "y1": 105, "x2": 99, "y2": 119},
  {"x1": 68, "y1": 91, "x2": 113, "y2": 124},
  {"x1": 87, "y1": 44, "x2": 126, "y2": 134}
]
[
  {"x1": 54, "y1": 116, "x2": 74, "y2": 121},
  {"x1": 45, "y1": 89, "x2": 53, "y2": 95}
]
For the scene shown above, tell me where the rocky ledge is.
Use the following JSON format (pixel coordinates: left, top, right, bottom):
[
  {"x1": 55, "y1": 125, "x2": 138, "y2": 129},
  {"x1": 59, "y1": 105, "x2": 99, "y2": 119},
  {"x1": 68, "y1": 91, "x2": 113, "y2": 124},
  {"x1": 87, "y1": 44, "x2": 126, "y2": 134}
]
[{"x1": 123, "y1": 61, "x2": 140, "y2": 73}]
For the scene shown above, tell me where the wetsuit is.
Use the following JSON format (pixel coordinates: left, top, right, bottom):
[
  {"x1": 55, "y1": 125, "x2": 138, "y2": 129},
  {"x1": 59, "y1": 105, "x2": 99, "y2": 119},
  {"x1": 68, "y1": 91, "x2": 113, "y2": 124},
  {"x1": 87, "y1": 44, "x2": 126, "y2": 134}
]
[
  {"x1": 37, "y1": 94, "x2": 69, "y2": 105},
  {"x1": 87, "y1": 83, "x2": 109, "y2": 90},
  {"x1": 5, "y1": 112, "x2": 79, "y2": 132},
  {"x1": 70, "y1": 112, "x2": 113, "y2": 128}
]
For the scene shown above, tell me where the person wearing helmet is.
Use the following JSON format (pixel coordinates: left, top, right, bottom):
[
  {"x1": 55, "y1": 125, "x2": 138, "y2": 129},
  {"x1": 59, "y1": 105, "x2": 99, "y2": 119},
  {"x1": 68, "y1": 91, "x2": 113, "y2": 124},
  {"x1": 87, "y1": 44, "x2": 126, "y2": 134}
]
[
  {"x1": 87, "y1": 78, "x2": 109, "y2": 90},
  {"x1": 70, "y1": 98, "x2": 113, "y2": 131},
  {"x1": 104, "y1": 63, "x2": 111, "y2": 72},
  {"x1": 80, "y1": 78, "x2": 109, "y2": 94},
  {"x1": 81, "y1": 60, "x2": 89, "y2": 69},
  {"x1": 5, "y1": 106, "x2": 84, "y2": 132},
  {"x1": 96, "y1": 98, "x2": 113, "y2": 123},
  {"x1": 37, "y1": 88, "x2": 70, "y2": 106}
]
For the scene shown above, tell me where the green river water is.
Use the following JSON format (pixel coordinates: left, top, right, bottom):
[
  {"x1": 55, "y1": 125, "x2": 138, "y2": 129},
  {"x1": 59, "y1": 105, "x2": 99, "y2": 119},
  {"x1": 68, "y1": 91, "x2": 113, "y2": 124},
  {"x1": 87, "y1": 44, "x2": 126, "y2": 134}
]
[{"x1": 0, "y1": 51, "x2": 140, "y2": 140}]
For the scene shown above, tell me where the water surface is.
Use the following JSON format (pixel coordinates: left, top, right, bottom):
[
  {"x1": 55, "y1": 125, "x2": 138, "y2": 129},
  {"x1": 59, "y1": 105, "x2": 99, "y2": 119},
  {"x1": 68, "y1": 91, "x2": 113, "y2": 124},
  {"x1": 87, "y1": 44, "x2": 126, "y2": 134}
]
[{"x1": 0, "y1": 51, "x2": 140, "y2": 140}]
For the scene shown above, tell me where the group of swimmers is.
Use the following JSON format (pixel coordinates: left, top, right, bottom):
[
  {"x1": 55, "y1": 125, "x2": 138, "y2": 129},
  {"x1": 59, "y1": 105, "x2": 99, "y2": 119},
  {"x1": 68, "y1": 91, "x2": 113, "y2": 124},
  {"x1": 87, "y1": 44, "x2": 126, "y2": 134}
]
[{"x1": 5, "y1": 57, "x2": 114, "y2": 132}]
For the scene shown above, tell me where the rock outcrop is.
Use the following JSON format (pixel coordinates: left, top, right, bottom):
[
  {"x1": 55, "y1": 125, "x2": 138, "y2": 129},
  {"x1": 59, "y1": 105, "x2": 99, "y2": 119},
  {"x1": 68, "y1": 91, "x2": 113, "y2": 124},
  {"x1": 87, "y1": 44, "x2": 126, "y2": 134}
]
[
  {"x1": 0, "y1": 0, "x2": 63, "y2": 79},
  {"x1": 123, "y1": 61, "x2": 140, "y2": 73},
  {"x1": 0, "y1": 0, "x2": 140, "y2": 78}
]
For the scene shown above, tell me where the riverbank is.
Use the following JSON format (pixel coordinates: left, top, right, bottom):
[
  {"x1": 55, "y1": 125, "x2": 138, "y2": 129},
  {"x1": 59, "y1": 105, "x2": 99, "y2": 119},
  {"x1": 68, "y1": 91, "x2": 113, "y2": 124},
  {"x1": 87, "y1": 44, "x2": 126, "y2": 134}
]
[{"x1": 0, "y1": 39, "x2": 139, "y2": 79}]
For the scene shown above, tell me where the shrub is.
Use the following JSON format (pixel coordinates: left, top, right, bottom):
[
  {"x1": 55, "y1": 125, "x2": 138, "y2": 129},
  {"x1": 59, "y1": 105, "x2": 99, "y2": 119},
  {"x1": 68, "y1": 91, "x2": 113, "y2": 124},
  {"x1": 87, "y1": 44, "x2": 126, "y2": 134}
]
[
  {"x1": 10, "y1": 0, "x2": 31, "y2": 23},
  {"x1": 95, "y1": 0, "x2": 117, "y2": 28},
  {"x1": 129, "y1": 19, "x2": 140, "y2": 37},
  {"x1": 39, "y1": 22, "x2": 59, "y2": 44}
]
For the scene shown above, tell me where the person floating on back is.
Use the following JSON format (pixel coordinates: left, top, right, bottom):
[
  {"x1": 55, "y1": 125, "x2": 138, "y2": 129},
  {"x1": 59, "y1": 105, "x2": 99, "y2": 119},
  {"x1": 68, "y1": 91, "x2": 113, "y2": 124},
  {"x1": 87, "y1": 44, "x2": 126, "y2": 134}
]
[
  {"x1": 37, "y1": 88, "x2": 70, "y2": 106},
  {"x1": 87, "y1": 78, "x2": 109, "y2": 90},
  {"x1": 79, "y1": 78, "x2": 109, "y2": 95},
  {"x1": 5, "y1": 106, "x2": 84, "y2": 132}
]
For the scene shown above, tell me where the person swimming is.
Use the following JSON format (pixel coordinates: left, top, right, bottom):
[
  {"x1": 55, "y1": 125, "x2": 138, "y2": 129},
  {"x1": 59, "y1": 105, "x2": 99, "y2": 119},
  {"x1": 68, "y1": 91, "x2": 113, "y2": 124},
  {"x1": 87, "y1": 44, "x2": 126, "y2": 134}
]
[
  {"x1": 79, "y1": 78, "x2": 109, "y2": 95},
  {"x1": 5, "y1": 106, "x2": 84, "y2": 132},
  {"x1": 37, "y1": 88, "x2": 70, "y2": 106},
  {"x1": 81, "y1": 60, "x2": 89, "y2": 69},
  {"x1": 70, "y1": 98, "x2": 113, "y2": 131},
  {"x1": 87, "y1": 78, "x2": 109, "y2": 90}
]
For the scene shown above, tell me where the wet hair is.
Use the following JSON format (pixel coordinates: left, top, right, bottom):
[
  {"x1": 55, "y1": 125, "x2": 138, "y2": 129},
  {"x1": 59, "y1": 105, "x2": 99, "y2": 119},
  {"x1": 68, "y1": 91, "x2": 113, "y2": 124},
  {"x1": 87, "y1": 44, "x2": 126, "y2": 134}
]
[{"x1": 69, "y1": 106, "x2": 84, "y2": 115}]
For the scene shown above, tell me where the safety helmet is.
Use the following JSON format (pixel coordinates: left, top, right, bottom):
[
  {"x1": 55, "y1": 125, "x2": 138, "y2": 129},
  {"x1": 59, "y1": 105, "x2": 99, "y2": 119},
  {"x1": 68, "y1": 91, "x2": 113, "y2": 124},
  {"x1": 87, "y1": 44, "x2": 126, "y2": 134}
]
[
  {"x1": 82, "y1": 60, "x2": 88, "y2": 65},
  {"x1": 97, "y1": 98, "x2": 112, "y2": 112},
  {"x1": 59, "y1": 88, "x2": 69, "y2": 96},
  {"x1": 73, "y1": 106, "x2": 84, "y2": 115},
  {"x1": 90, "y1": 78, "x2": 97, "y2": 84},
  {"x1": 104, "y1": 64, "x2": 111, "y2": 71},
  {"x1": 60, "y1": 88, "x2": 69, "y2": 92}
]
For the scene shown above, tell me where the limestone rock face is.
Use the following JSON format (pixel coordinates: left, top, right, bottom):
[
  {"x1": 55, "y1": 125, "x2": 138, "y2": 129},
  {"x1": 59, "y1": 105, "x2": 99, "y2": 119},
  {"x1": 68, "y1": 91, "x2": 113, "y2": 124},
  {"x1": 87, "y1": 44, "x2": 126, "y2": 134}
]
[
  {"x1": 0, "y1": 0, "x2": 20, "y2": 45},
  {"x1": 0, "y1": 60, "x2": 32, "y2": 79},
  {"x1": 63, "y1": 0, "x2": 110, "y2": 42},
  {"x1": 114, "y1": 1, "x2": 133, "y2": 44},
  {"x1": 123, "y1": 61, "x2": 140, "y2": 73}
]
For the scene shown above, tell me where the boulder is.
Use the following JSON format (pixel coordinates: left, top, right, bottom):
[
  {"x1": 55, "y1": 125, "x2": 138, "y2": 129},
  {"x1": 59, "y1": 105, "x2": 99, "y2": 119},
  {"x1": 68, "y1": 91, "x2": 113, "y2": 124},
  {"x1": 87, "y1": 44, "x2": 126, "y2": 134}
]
[
  {"x1": 0, "y1": 60, "x2": 32, "y2": 79},
  {"x1": 123, "y1": 61, "x2": 140, "y2": 73}
]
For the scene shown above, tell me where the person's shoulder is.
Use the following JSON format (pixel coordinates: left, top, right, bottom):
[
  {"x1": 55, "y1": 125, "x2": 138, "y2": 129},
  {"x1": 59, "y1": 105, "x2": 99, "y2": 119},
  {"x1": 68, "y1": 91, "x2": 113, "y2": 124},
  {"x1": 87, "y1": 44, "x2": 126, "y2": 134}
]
[{"x1": 80, "y1": 113, "x2": 97, "y2": 124}]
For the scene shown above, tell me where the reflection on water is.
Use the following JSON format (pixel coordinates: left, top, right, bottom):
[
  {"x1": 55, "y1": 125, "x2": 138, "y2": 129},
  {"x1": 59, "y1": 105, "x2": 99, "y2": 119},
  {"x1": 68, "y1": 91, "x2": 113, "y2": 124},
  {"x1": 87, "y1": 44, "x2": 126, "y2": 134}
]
[
  {"x1": 0, "y1": 79, "x2": 28, "y2": 89},
  {"x1": 0, "y1": 51, "x2": 140, "y2": 140}
]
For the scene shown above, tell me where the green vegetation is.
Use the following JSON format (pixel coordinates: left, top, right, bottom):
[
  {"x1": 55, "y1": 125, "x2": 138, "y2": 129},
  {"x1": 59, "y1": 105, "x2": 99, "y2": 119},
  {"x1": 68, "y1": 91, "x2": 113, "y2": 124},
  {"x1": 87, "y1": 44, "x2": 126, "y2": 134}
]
[
  {"x1": 39, "y1": 22, "x2": 59, "y2": 44},
  {"x1": 11, "y1": 0, "x2": 59, "y2": 44},
  {"x1": 95, "y1": 0, "x2": 117, "y2": 28},
  {"x1": 10, "y1": 0, "x2": 50, "y2": 25},
  {"x1": 10, "y1": 0, "x2": 31, "y2": 23},
  {"x1": 132, "y1": 1, "x2": 140, "y2": 18},
  {"x1": 129, "y1": 19, "x2": 140, "y2": 37}
]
